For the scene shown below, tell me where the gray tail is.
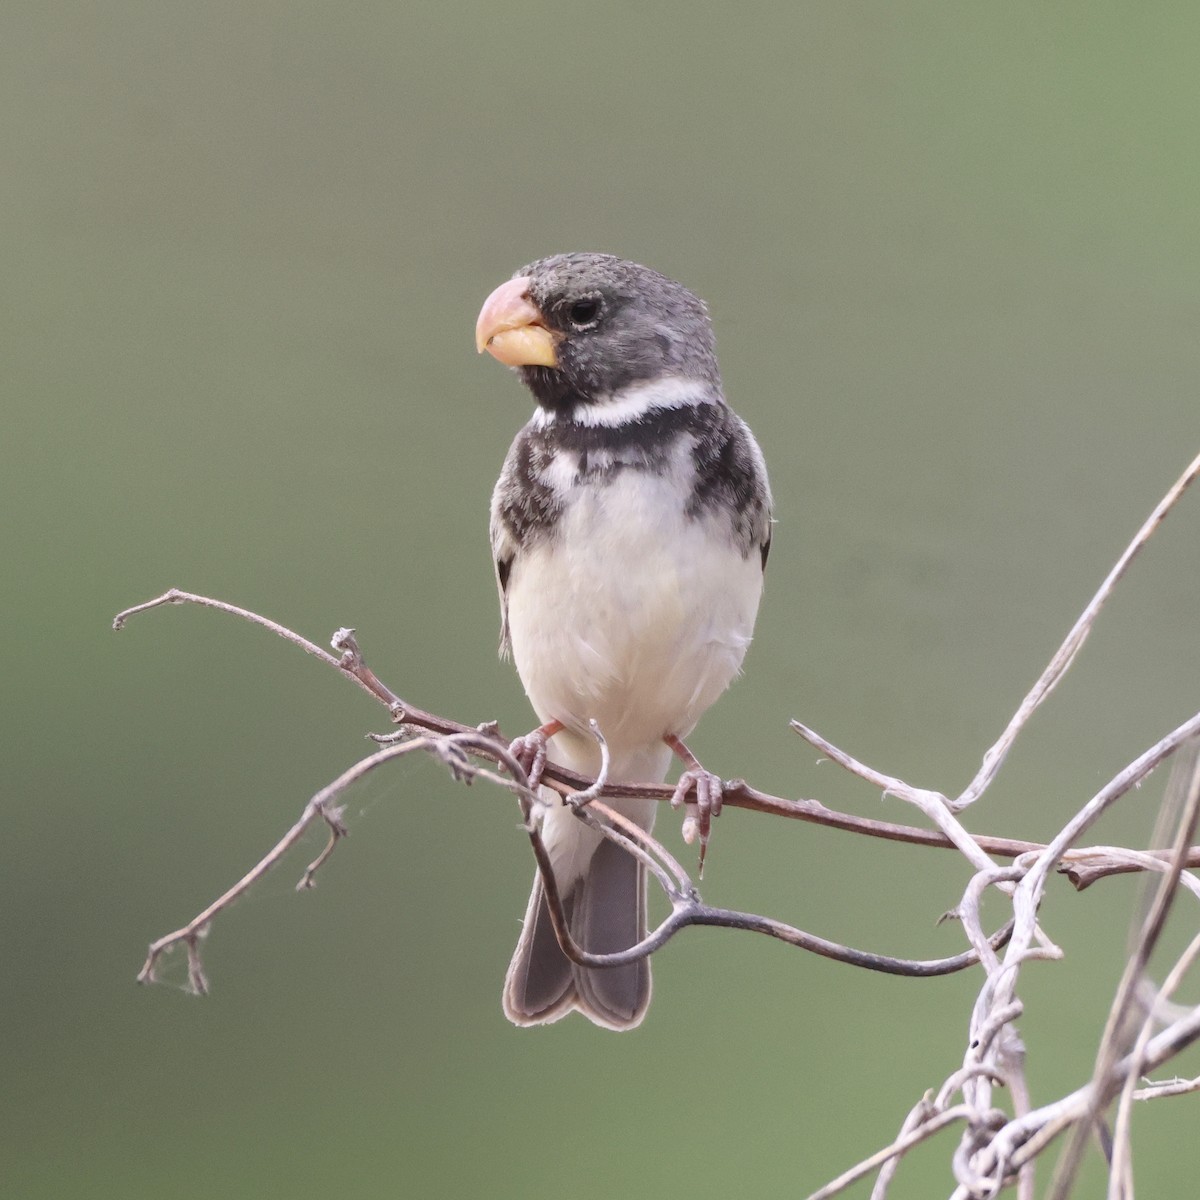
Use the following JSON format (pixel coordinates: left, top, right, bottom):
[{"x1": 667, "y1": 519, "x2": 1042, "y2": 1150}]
[{"x1": 502, "y1": 836, "x2": 650, "y2": 1031}]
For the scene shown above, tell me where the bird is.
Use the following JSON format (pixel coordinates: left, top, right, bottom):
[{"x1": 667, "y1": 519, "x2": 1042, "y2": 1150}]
[{"x1": 475, "y1": 252, "x2": 772, "y2": 1030}]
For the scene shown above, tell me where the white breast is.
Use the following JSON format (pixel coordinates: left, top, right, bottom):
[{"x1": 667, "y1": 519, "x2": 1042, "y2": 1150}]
[{"x1": 505, "y1": 445, "x2": 763, "y2": 782}]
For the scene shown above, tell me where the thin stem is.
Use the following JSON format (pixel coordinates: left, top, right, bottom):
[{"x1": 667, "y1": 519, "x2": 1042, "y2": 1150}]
[{"x1": 957, "y1": 449, "x2": 1200, "y2": 810}]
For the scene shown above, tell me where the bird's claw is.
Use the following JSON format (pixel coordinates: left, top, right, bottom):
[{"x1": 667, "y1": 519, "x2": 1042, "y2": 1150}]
[
  {"x1": 671, "y1": 768, "x2": 724, "y2": 877},
  {"x1": 508, "y1": 729, "x2": 551, "y2": 791}
]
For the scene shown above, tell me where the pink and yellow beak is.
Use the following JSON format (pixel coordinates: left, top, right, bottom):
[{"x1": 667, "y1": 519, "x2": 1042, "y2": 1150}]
[{"x1": 474, "y1": 276, "x2": 559, "y2": 368}]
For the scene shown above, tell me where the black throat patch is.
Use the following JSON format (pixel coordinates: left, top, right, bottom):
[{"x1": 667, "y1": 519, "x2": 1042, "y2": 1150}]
[{"x1": 494, "y1": 398, "x2": 770, "y2": 562}]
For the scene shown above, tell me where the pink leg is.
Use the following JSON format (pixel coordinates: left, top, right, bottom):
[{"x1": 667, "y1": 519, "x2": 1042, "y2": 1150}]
[
  {"x1": 664, "y1": 733, "x2": 724, "y2": 876},
  {"x1": 509, "y1": 718, "x2": 564, "y2": 791}
]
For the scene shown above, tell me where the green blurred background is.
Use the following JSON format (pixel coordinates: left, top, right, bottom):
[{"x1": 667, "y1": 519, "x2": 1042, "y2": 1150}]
[{"x1": 6, "y1": 3, "x2": 1200, "y2": 1196}]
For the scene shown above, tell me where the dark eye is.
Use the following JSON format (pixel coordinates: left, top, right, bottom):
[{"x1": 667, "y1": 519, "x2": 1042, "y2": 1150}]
[{"x1": 567, "y1": 297, "x2": 601, "y2": 328}]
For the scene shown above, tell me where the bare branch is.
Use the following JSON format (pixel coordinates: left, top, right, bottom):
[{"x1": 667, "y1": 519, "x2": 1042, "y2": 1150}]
[
  {"x1": 137, "y1": 734, "x2": 530, "y2": 990},
  {"x1": 115, "y1": 587, "x2": 345, "y2": 676},
  {"x1": 790, "y1": 719, "x2": 999, "y2": 879},
  {"x1": 114, "y1": 588, "x2": 1200, "y2": 884},
  {"x1": 1131, "y1": 1075, "x2": 1200, "y2": 1101},
  {"x1": 118, "y1": 590, "x2": 1200, "y2": 1003},
  {"x1": 133, "y1": 714, "x2": 1018, "y2": 991},
  {"x1": 869, "y1": 1092, "x2": 938, "y2": 1200},
  {"x1": 296, "y1": 804, "x2": 347, "y2": 891},
  {"x1": 1095, "y1": 741, "x2": 1200, "y2": 1200},
  {"x1": 564, "y1": 719, "x2": 612, "y2": 806},
  {"x1": 957, "y1": 448, "x2": 1200, "y2": 810},
  {"x1": 117, "y1": 446, "x2": 1200, "y2": 1198},
  {"x1": 933, "y1": 717, "x2": 1200, "y2": 1197},
  {"x1": 804, "y1": 1104, "x2": 981, "y2": 1200}
]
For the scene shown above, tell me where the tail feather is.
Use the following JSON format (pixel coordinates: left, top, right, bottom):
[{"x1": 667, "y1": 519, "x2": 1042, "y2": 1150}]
[
  {"x1": 572, "y1": 837, "x2": 650, "y2": 1028},
  {"x1": 503, "y1": 840, "x2": 650, "y2": 1031},
  {"x1": 502, "y1": 874, "x2": 577, "y2": 1026}
]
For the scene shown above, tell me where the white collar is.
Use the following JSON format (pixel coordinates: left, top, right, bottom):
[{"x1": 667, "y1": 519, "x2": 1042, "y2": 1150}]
[{"x1": 532, "y1": 377, "x2": 713, "y2": 429}]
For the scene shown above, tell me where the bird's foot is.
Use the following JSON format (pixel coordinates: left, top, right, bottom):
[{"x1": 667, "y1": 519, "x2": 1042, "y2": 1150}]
[
  {"x1": 665, "y1": 734, "x2": 723, "y2": 877},
  {"x1": 508, "y1": 718, "x2": 564, "y2": 792}
]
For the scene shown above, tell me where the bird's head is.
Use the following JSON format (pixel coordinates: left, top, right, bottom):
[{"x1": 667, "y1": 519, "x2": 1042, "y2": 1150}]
[{"x1": 475, "y1": 253, "x2": 720, "y2": 413}]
